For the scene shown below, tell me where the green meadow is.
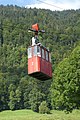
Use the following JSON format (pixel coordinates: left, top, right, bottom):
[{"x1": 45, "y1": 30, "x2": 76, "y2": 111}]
[{"x1": 0, "y1": 109, "x2": 80, "y2": 120}]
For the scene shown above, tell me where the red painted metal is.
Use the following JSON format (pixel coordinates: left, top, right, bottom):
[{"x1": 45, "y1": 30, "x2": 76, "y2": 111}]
[{"x1": 28, "y1": 56, "x2": 40, "y2": 74}]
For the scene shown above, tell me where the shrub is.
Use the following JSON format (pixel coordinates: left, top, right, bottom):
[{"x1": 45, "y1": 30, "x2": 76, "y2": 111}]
[
  {"x1": 31, "y1": 103, "x2": 38, "y2": 112},
  {"x1": 39, "y1": 101, "x2": 50, "y2": 114}
]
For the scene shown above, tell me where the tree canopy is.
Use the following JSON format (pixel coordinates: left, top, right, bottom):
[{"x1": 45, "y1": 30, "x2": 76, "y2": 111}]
[
  {"x1": 51, "y1": 46, "x2": 80, "y2": 112},
  {"x1": 0, "y1": 5, "x2": 80, "y2": 112}
]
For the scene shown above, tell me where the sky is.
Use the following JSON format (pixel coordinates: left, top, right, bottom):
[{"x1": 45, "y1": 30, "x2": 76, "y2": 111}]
[{"x1": 0, "y1": 0, "x2": 80, "y2": 11}]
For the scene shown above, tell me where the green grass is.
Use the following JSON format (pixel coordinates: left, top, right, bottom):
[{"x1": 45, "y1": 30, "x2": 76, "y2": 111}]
[{"x1": 0, "y1": 109, "x2": 80, "y2": 120}]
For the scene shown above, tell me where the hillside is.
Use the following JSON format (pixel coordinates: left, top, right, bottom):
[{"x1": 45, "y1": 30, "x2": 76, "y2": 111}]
[{"x1": 0, "y1": 5, "x2": 80, "y2": 112}]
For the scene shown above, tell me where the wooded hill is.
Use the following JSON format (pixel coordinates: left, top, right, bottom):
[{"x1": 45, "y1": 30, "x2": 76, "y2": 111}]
[{"x1": 0, "y1": 5, "x2": 80, "y2": 113}]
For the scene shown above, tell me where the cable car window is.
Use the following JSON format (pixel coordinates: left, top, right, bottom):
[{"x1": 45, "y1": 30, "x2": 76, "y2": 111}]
[
  {"x1": 42, "y1": 49, "x2": 45, "y2": 59},
  {"x1": 33, "y1": 45, "x2": 37, "y2": 56},
  {"x1": 28, "y1": 47, "x2": 32, "y2": 58},
  {"x1": 37, "y1": 46, "x2": 40, "y2": 53},
  {"x1": 37, "y1": 46, "x2": 41, "y2": 57},
  {"x1": 49, "y1": 53, "x2": 51, "y2": 62},
  {"x1": 46, "y1": 51, "x2": 48, "y2": 61}
]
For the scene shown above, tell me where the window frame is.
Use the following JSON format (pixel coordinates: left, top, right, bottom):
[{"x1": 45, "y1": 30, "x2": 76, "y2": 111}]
[
  {"x1": 42, "y1": 48, "x2": 45, "y2": 59},
  {"x1": 49, "y1": 53, "x2": 51, "y2": 63},
  {"x1": 45, "y1": 50, "x2": 49, "y2": 61},
  {"x1": 28, "y1": 47, "x2": 32, "y2": 58},
  {"x1": 33, "y1": 45, "x2": 37, "y2": 56},
  {"x1": 37, "y1": 46, "x2": 41, "y2": 57}
]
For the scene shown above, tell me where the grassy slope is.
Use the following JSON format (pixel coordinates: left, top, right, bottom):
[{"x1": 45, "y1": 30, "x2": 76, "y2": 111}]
[{"x1": 0, "y1": 109, "x2": 80, "y2": 120}]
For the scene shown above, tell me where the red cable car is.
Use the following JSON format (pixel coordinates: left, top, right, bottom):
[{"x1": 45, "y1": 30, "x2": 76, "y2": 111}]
[
  {"x1": 28, "y1": 23, "x2": 52, "y2": 80},
  {"x1": 28, "y1": 44, "x2": 52, "y2": 80}
]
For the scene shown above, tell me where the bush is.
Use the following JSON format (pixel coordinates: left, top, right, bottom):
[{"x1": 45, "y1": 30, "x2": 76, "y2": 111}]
[
  {"x1": 31, "y1": 103, "x2": 38, "y2": 112},
  {"x1": 39, "y1": 101, "x2": 50, "y2": 114}
]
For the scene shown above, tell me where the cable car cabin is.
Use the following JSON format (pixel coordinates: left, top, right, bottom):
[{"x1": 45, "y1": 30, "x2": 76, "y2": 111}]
[{"x1": 28, "y1": 44, "x2": 52, "y2": 80}]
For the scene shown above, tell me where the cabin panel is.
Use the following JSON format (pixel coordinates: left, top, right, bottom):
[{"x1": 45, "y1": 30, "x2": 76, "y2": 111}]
[
  {"x1": 28, "y1": 56, "x2": 40, "y2": 74},
  {"x1": 41, "y1": 59, "x2": 52, "y2": 78}
]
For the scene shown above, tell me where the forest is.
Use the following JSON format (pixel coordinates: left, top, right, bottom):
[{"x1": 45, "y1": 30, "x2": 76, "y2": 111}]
[{"x1": 0, "y1": 5, "x2": 80, "y2": 113}]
